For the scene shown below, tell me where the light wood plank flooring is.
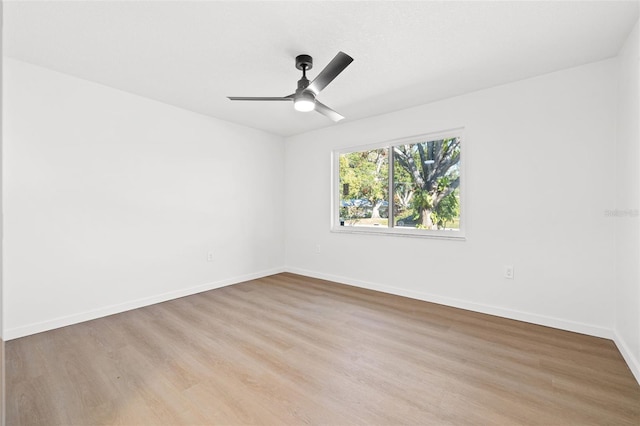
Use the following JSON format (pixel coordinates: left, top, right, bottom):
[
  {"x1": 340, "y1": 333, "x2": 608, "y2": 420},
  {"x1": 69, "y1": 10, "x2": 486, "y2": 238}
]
[
  {"x1": 1, "y1": 337, "x2": 4, "y2": 425},
  {"x1": 6, "y1": 273, "x2": 640, "y2": 425}
]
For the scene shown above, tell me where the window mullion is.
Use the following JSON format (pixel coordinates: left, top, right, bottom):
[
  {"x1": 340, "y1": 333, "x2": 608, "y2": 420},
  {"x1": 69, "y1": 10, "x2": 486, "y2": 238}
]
[{"x1": 388, "y1": 146, "x2": 394, "y2": 228}]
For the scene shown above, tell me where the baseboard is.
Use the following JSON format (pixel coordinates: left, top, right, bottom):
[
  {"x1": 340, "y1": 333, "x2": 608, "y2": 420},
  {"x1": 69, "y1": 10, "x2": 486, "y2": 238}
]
[
  {"x1": 284, "y1": 267, "x2": 613, "y2": 340},
  {"x1": 4, "y1": 267, "x2": 285, "y2": 340},
  {"x1": 613, "y1": 330, "x2": 640, "y2": 385},
  {"x1": 3, "y1": 265, "x2": 619, "y2": 348}
]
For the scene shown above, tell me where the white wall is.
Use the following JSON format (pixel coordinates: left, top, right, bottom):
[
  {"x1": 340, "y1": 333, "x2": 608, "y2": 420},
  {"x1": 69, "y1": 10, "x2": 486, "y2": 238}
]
[
  {"x1": 285, "y1": 59, "x2": 618, "y2": 338},
  {"x1": 0, "y1": 0, "x2": 4, "y2": 340},
  {"x1": 1, "y1": 5, "x2": 5, "y2": 426},
  {"x1": 3, "y1": 58, "x2": 285, "y2": 339},
  {"x1": 614, "y1": 20, "x2": 640, "y2": 382}
]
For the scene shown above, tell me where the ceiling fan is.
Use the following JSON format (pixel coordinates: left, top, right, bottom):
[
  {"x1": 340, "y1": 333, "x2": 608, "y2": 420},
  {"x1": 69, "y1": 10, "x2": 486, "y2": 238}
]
[{"x1": 228, "y1": 52, "x2": 354, "y2": 122}]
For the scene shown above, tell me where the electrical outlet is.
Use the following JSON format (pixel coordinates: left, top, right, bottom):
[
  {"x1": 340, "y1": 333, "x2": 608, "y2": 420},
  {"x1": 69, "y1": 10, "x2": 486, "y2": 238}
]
[
  {"x1": 504, "y1": 265, "x2": 514, "y2": 279},
  {"x1": 315, "y1": 244, "x2": 321, "y2": 254},
  {"x1": 207, "y1": 252, "x2": 214, "y2": 262}
]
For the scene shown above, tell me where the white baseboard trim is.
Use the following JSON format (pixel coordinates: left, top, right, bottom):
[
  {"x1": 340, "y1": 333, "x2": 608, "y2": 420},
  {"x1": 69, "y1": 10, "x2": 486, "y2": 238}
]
[
  {"x1": 284, "y1": 267, "x2": 614, "y2": 340},
  {"x1": 4, "y1": 267, "x2": 285, "y2": 341},
  {"x1": 613, "y1": 330, "x2": 640, "y2": 385}
]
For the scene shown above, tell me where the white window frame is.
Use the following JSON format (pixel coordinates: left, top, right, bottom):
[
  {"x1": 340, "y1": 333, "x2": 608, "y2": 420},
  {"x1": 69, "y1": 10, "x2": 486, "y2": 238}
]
[{"x1": 331, "y1": 128, "x2": 466, "y2": 240}]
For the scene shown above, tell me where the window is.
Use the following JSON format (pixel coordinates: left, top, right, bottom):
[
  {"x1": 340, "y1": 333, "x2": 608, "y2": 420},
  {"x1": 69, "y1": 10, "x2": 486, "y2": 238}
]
[{"x1": 333, "y1": 129, "x2": 464, "y2": 239}]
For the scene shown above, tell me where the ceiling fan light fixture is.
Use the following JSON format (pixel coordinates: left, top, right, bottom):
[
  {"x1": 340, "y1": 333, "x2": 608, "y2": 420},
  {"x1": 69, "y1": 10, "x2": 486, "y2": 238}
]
[{"x1": 294, "y1": 91, "x2": 316, "y2": 112}]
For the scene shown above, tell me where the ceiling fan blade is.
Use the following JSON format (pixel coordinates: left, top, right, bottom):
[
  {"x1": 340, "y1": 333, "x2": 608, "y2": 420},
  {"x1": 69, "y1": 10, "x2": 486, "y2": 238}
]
[
  {"x1": 228, "y1": 96, "x2": 293, "y2": 101},
  {"x1": 315, "y1": 101, "x2": 345, "y2": 122},
  {"x1": 307, "y1": 52, "x2": 353, "y2": 95}
]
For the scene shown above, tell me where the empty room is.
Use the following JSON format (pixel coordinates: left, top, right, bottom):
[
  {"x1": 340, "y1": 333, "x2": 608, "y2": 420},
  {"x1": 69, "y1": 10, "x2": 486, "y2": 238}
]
[{"x1": 1, "y1": 1, "x2": 639, "y2": 424}]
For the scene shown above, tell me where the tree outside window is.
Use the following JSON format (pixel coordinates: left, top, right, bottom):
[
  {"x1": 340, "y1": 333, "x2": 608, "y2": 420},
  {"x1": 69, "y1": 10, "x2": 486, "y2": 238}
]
[{"x1": 336, "y1": 132, "x2": 462, "y2": 236}]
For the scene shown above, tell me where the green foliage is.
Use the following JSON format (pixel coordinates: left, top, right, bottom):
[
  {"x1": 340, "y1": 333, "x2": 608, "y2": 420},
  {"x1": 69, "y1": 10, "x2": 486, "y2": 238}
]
[
  {"x1": 339, "y1": 149, "x2": 388, "y2": 221},
  {"x1": 394, "y1": 138, "x2": 460, "y2": 228},
  {"x1": 430, "y1": 189, "x2": 460, "y2": 229},
  {"x1": 412, "y1": 189, "x2": 433, "y2": 213}
]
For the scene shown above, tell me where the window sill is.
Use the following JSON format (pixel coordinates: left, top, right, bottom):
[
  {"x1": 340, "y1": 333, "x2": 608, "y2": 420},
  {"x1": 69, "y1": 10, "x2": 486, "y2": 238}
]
[{"x1": 330, "y1": 225, "x2": 466, "y2": 241}]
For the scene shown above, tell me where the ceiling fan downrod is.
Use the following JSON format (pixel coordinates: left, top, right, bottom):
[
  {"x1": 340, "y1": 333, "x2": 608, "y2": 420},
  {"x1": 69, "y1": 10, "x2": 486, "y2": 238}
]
[{"x1": 294, "y1": 55, "x2": 316, "y2": 111}]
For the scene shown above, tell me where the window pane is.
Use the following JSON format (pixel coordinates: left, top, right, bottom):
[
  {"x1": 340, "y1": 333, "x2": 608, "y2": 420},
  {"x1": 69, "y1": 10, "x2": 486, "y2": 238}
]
[
  {"x1": 392, "y1": 138, "x2": 461, "y2": 230},
  {"x1": 339, "y1": 148, "x2": 389, "y2": 227}
]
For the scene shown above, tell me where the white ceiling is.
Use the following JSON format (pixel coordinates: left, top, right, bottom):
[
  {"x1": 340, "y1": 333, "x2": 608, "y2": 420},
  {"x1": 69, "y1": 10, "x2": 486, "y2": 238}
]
[{"x1": 4, "y1": 1, "x2": 639, "y2": 137}]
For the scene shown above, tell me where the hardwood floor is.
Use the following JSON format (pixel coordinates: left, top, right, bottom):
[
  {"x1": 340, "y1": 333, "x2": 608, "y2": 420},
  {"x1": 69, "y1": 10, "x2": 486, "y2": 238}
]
[
  {"x1": 6, "y1": 273, "x2": 640, "y2": 425},
  {"x1": 1, "y1": 337, "x2": 4, "y2": 426}
]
